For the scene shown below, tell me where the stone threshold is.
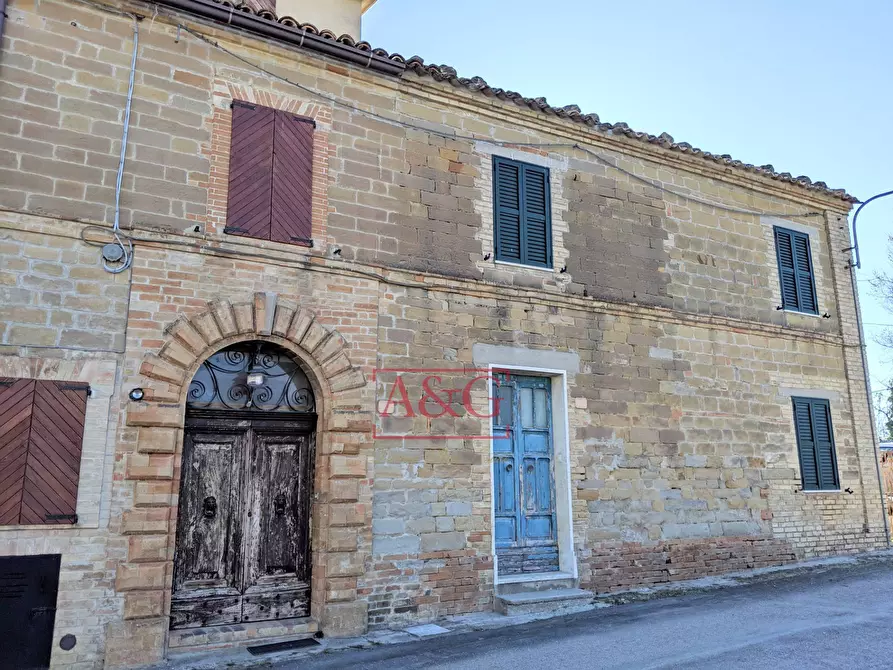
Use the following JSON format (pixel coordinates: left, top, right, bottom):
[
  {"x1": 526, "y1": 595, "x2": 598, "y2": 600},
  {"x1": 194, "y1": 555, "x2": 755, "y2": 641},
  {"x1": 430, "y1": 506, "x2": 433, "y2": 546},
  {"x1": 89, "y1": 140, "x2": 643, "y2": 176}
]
[
  {"x1": 166, "y1": 616, "x2": 318, "y2": 655},
  {"x1": 144, "y1": 549, "x2": 893, "y2": 669}
]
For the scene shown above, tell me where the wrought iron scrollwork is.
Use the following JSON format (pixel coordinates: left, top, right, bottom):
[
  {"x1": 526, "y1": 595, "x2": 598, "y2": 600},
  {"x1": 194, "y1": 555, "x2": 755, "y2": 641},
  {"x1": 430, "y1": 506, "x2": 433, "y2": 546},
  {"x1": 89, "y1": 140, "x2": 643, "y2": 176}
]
[{"x1": 187, "y1": 342, "x2": 316, "y2": 413}]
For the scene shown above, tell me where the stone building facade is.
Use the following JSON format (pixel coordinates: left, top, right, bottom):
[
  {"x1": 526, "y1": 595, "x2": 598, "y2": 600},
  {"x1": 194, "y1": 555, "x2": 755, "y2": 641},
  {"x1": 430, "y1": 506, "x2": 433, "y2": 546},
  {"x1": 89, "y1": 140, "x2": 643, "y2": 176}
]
[{"x1": 0, "y1": 0, "x2": 887, "y2": 666}]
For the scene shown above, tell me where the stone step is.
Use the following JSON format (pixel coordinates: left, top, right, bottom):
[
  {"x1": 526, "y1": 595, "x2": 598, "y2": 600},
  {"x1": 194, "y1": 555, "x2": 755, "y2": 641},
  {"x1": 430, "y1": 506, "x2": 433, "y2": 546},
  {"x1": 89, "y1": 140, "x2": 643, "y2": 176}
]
[
  {"x1": 495, "y1": 587, "x2": 594, "y2": 616},
  {"x1": 497, "y1": 573, "x2": 577, "y2": 595},
  {"x1": 167, "y1": 616, "x2": 317, "y2": 654}
]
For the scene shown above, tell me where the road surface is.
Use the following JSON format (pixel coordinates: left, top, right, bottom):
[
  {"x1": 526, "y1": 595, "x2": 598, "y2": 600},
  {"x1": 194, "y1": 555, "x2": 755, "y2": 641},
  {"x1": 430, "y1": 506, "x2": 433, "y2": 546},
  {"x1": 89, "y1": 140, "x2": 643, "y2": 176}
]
[{"x1": 282, "y1": 560, "x2": 893, "y2": 669}]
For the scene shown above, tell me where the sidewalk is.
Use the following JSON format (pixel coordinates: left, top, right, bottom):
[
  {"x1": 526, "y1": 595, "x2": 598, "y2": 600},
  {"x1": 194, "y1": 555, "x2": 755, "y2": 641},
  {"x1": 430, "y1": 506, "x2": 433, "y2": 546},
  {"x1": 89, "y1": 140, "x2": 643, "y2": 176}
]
[{"x1": 150, "y1": 548, "x2": 893, "y2": 669}]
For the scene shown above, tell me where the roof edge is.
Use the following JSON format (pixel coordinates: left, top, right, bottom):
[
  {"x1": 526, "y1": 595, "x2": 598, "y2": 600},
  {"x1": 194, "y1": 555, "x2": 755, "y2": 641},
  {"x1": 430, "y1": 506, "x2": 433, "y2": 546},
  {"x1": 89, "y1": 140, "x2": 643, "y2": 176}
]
[
  {"x1": 152, "y1": 0, "x2": 404, "y2": 75},
  {"x1": 149, "y1": 0, "x2": 857, "y2": 204}
]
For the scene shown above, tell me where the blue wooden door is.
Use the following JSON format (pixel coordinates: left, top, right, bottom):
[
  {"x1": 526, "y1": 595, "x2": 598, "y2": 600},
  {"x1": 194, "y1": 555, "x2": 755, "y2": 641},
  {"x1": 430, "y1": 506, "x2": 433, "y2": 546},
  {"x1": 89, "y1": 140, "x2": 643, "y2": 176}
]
[{"x1": 492, "y1": 373, "x2": 558, "y2": 575}]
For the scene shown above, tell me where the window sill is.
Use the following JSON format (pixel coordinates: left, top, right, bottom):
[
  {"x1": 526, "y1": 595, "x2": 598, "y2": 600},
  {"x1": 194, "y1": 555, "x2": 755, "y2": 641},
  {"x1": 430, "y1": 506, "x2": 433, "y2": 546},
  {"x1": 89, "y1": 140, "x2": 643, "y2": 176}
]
[
  {"x1": 800, "y1": 489, "x2": 842, "y2": 494},
  {"x1": 223, "y1": 229, "x2": 314, "y2": 248},
  {"x1": 0, "y1": 523, "x2": 83, "y2": 531},
  {"x1": 494, "y1": 260, "x2": 554, "y2": 272},
  {"x1": 782, "y1": 309, "x2": 822, "y2": 319}
]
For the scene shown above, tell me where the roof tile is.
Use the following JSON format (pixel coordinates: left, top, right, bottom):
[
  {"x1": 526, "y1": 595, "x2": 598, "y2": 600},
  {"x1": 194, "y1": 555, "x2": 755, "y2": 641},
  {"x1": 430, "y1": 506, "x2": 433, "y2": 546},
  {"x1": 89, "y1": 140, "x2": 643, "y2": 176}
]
[{"x1": 203, "y1": 0, "x2": 856, "y2": 203}]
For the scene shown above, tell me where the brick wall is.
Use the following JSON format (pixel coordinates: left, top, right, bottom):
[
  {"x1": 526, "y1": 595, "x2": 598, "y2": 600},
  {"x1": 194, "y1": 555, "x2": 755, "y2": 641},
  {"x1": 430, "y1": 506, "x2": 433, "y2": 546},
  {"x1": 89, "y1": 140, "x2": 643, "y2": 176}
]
[
  {"x1": 0, "y1": 213, "x2": 129, "y2": 350},
  {"x1": 0, "y1": 341, "x2": 125, "y2": 669},
  {"x1": 0, "y1": 0, "x2": 887, "y2": 664},
  {"x1": 563, "y1": 158, "x2": 670, "y2": 304}
]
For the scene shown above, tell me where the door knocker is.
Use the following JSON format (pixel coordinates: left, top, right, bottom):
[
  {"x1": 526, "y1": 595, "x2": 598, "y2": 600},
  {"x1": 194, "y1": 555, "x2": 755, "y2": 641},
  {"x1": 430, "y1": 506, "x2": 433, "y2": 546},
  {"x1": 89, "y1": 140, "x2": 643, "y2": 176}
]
[
  {"x1": 203, "y1": 496, "x2": 217, "y2": 519},
  {"x1": 274, "y1": 494, "x2": 287, "y2": 516}
]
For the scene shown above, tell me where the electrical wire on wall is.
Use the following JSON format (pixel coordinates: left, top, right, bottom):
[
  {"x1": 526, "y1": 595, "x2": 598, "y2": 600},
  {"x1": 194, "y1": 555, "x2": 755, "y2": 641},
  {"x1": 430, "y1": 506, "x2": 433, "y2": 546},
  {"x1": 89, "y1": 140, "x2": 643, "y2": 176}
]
[
  {"x1": 62, "y1": 0, "x2": 838, "y2": 283},
  {"x1": 76, "y1": 0, "x2": 140, "y2": 274}
]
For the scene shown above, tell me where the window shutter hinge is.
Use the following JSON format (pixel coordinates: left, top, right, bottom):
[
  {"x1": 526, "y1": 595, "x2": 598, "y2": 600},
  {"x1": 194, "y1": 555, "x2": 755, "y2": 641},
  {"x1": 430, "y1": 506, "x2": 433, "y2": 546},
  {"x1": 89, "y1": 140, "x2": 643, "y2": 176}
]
[
  {"x1": 231, "y1": 100, "x2": 256, "y2": 110},
  {"x1": 290, "y1": 236, "x2": 314, "y2": 247},
  {"x1": 44, "y1": 513, "x2": 78, "y2": 523},
  {"x1": 60, "y1": 383, "x2": 91, "y2": 397},
  {"x1": 224, "y1": 226, "x2": 248, "y2": 234}
]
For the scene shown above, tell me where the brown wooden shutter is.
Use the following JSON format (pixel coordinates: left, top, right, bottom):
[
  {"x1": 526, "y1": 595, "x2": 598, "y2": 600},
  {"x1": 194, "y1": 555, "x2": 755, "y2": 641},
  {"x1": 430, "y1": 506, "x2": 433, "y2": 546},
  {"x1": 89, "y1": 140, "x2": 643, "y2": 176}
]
[
  {"x1": 270, "y1": 110, "x2": 315, "y2": 246},
  {"x1": 0, "y1": 378, "x2": 88, "y2": 526},
  {"x1": 0, "y1": 379, "x2": 36, "y2": 524},
  {"x1": 225, "y1": 101, "x2": 275, "y2": 240}
]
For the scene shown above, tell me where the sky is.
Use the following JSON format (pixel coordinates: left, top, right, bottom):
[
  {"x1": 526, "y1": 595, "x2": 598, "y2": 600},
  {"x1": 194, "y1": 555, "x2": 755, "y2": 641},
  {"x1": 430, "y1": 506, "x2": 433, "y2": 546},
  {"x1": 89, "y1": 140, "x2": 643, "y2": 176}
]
[{"x1": 364, "y1": 0, "x2": 893, "y2": 408}]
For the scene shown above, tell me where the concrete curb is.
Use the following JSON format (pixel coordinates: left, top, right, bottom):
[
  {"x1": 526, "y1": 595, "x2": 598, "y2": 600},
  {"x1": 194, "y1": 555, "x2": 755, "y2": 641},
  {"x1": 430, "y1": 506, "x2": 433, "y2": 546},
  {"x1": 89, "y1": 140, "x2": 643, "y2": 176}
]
[{"x1": 148, "y1": 548, "x2": 893, "y2": 669}]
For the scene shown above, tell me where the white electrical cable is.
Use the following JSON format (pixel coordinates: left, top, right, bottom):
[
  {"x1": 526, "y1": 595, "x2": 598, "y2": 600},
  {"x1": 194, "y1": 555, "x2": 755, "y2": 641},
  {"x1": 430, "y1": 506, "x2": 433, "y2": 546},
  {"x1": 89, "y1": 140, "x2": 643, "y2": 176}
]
[{"x1": 71, "y1": 0, "x2": 139, "y2": 273}]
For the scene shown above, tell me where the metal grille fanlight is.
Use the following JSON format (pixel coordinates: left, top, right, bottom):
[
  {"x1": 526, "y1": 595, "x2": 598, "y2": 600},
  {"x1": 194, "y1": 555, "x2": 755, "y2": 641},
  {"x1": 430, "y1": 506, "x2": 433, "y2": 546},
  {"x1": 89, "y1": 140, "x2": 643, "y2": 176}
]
[{"x1": 187, "y1": 342, "x2": 315, "y2": 412}]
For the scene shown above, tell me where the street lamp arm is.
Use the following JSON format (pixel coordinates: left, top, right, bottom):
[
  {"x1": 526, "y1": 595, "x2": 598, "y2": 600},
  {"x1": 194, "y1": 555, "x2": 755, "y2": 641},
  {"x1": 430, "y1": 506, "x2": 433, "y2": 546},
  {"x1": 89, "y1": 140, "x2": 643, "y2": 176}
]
[{"x1": 853, "y1": 189, "x2": 893, "y2": 269}]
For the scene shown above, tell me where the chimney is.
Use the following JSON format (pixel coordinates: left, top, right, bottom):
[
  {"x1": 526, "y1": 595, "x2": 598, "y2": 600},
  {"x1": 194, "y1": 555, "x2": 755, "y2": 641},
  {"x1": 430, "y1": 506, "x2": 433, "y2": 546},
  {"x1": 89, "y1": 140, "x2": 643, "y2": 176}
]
[{"x1": 275, "y1": 0, "x2": 378, "y2": 39}]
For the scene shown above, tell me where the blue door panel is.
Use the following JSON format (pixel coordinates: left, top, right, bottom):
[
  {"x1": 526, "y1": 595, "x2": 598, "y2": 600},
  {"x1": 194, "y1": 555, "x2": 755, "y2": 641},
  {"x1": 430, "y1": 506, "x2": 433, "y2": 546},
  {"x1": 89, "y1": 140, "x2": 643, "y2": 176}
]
[
  {"x1": 525, "y1": 516, "x2": 553, "y2": 539},
  {"x1": 492, "y1": 373, "x2": 558, "y2": 574},
  {"x1": 492, "y1": 432, "x2": 513, "y2": 453},
  {"x1": 522, "y1": 432, "x2": 549, "y2": 453},
  {"x1": 494, "y1": 518, "x2": 516, "y2": 546},
  {"x1": 494, "y1": 457, "x2": 516, "y2": 513},
  {"x1": 536, "y1": 458, "x2": 551, "y2": 511}
]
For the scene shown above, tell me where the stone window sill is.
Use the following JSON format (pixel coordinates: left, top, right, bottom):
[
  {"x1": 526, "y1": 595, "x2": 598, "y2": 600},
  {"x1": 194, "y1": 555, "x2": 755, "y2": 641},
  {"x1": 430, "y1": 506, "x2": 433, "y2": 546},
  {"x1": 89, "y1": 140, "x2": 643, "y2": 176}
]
[
  {"x1": 494, "y1": 260, "x2": 555, "y2": 273},
  {"x1": 782, "y1": 309, "x2": 822, "y2": 319}
]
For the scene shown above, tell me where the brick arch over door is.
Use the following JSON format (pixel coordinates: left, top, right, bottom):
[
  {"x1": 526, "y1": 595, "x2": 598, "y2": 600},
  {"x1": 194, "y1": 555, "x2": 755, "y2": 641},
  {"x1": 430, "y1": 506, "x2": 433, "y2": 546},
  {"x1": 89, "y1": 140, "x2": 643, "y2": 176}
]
[{"x1": 109, "y1": 293, "x2": 372, "y2": 667}]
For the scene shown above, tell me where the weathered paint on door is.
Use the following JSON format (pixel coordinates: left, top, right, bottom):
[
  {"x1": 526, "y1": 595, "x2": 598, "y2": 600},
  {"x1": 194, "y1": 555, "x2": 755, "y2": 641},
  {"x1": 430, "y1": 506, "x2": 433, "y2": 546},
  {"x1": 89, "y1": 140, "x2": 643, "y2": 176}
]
[
  {"x1": 492, "y1": 373, "x2": 558, "y2": 575},
  {"x1": 171, "y1": 414, "x2": 316, "y2": 629}
]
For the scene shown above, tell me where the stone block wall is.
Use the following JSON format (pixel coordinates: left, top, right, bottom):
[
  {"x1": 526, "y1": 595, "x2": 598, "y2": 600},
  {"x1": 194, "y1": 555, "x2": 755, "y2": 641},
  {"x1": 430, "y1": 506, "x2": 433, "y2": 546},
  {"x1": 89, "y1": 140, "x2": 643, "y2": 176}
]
[
  {"x1": 0, "y1": 0, "x2": 887, "y2": 664},
  {"x1": 363, "y1": 281, "x2": 886, "y2": 622},
  {"x1": 0, "y1": 215, "x2": 127, "y2": 669},
  {"x1": 0, "y1": 213, "x2": 130, "y2": 351}
]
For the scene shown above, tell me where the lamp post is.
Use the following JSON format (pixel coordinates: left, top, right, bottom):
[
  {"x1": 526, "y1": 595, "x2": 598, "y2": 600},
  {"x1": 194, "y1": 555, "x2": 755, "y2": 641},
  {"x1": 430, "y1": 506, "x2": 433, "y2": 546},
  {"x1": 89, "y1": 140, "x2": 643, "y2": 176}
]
[
  {"x1": 851, "y1": 189, "x2": 893, "y2": 269},
  {"x1": 848, "y1": 188, "x2": 893, "y2": 545}
]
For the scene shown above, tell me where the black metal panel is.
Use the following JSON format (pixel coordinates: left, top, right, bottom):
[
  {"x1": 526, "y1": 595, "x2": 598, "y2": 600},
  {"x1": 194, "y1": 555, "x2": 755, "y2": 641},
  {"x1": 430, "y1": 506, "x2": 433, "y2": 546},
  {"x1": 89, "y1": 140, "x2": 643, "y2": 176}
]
[{"x1": 0, "y1": 554, "x2": 61, "y2": 670}]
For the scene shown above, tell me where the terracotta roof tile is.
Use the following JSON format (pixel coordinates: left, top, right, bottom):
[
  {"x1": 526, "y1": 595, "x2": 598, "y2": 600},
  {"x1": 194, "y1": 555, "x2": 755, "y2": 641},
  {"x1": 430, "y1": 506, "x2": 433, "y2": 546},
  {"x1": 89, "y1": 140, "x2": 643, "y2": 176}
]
[{"x1": 203, "y1": 0, "x2": 857, "y2": 203}]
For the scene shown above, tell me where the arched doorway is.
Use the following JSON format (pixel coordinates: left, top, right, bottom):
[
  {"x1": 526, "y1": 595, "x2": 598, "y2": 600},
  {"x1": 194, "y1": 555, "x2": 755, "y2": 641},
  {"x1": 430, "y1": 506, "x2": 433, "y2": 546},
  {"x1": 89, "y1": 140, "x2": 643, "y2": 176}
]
[{"x1": 171, "y1": 341, "x2": 317, "y2": 630}]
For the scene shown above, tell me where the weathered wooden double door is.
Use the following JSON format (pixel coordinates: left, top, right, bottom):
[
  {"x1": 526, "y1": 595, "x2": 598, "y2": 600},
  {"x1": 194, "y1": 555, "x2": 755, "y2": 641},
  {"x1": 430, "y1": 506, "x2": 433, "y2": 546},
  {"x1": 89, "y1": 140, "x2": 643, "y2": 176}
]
[
  {"x1": 171, "y1": 413, "x2": 316, "y2": 629},
  {"x1": 492, "y1": 373, "x2": 559, "y2": 575}
]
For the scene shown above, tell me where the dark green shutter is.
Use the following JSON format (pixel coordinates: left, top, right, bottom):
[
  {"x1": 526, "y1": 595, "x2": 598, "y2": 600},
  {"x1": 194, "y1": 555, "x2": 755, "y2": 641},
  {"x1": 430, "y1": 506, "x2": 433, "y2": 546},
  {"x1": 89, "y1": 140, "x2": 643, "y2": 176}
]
[
  {"x1": 774, "y1": 226, "x2": 818, "y2": 314},
  {"x1": 494, "y1": 159, "x2": 522, "y2": 263},
  {"x1": 493, "y1": 156, "x2": 551, "y2": 267},
  {"x1": 522, "y1": 166, "x2": 550, "y2": 266},
  {"x1": 792, "y1": 234, "x2": 817, "y2": 313},
  {"x1": 792, "y1": 397, "x2": 839, "y2": 491}
]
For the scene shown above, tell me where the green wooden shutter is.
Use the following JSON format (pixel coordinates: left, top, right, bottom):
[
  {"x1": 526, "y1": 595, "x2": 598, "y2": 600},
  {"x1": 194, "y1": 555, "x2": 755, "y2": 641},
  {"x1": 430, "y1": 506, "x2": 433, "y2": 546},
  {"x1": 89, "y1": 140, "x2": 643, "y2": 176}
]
[
  {"x1": 792, "y1": 233, "x2": 818, "y2": 314},
  {"x1": 521, "y1": 165, "x2": 551, "y2": 266},
  {"x1": 792, "y1": 397, "x2": 838, "y2": 491},
  {"x1": 494, "y1": 158, "x2": 522, "y2": 263},
  {"x1": 493, "y1": 157, "x2": 552, "y2": 267},
  {"x1": 810, "y1": 399, "x2": 839, "y2": 490},
  {"x1": 774, "y1": 226, "x2": 817, "y2": 314},
  {"x1": 793, "y1": 398, "x2": 820, "y2": 490}
]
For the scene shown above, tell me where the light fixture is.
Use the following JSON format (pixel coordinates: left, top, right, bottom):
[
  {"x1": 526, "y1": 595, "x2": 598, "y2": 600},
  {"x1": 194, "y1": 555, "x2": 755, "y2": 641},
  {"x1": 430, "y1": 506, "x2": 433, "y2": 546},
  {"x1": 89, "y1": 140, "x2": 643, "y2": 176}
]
[
  {"x1": 246, "y1": 373, "x2": 265, "y2": 387},
  {"x1": 129, "y1": 388, "x2": 145, "y2": 401}
]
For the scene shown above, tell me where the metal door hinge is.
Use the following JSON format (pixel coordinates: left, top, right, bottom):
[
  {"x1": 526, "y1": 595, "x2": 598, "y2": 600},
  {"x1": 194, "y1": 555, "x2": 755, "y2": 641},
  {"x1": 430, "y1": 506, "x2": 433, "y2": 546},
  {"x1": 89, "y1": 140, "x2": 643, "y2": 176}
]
[
  {"x1": 44, "y1": 513, "x2": 78, "y2": 523},
  {"x1": 60, "y1": 383, "x2": 91, "y2": 396}
]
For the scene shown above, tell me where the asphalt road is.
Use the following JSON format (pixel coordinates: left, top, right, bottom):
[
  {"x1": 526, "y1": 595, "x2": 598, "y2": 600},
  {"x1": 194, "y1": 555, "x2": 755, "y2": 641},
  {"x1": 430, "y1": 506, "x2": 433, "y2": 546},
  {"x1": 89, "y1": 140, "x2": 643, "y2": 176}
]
[{"x1": 283, "y1": 560, "x2": 893, "y2": 669}]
